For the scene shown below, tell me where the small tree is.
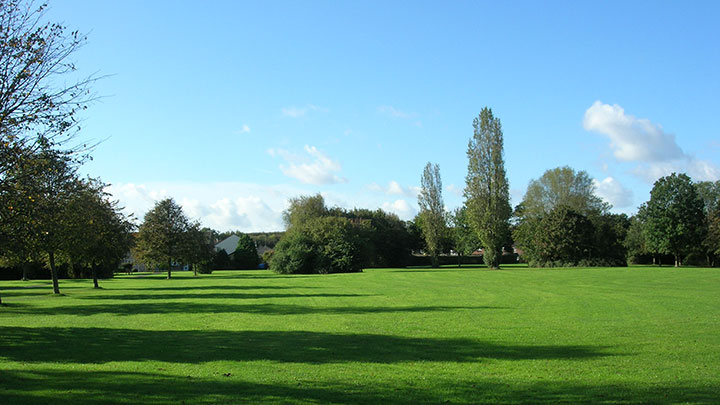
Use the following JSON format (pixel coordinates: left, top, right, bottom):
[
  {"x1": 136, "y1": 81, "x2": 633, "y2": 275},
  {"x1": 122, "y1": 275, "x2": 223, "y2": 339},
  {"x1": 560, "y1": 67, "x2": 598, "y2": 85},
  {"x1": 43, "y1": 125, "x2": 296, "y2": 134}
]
[
  {"x1": 464, "y1": 108, "x2": 511, "y2": 269},
  {"x1": 233, "y1": 233, "x2": 259, "y2": 269},
  {"x1": 137, "y1": 198, "x2": 191, "y2": 279},
  {"x1": 451, "y1": 207, "x2": 479, "y2": 267},
  {"x1": 417, "y1": 162, "x2": 446, "y2": 267}
]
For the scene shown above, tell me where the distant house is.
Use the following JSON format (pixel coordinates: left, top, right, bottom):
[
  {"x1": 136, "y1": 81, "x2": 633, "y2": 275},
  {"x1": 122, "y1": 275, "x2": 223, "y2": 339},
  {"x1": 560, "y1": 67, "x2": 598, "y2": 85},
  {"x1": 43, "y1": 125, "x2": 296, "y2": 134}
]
[{"x1": 215, "y1": 234, "x2": 241, "y2": 255}]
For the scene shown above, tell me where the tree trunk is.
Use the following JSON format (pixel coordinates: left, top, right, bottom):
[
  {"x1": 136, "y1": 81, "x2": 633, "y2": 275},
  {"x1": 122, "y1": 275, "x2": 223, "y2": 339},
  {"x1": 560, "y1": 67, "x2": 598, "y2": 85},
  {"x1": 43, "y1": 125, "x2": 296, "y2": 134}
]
[
  {"x1": 92, "y1": 264, "x2": 100, "y2": 289},
  {"x1": 674, "y1": 254, "x2": 679, "y2": 267},
  {"x1": 457, "y1": 254, "x2": 462, "y2": 268},
  {"x1": 21, "y1": 262, "x2": 29, "y2": 281},
  {"x1": 48, "y1": 251, "x2": 60, "y2": 294},
  {"x1": 167, "y1": 258, "x2": 172, "y2": 279},
  {"x1": 430, "y1": 254, "x2": 439, "y2": 268}
]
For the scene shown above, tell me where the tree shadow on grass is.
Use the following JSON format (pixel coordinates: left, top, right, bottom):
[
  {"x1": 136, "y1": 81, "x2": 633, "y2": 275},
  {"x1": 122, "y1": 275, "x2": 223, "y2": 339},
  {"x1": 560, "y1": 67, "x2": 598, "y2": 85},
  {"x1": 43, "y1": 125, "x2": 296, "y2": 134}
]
[
  {"x1": 76, "y1": 292, "x2": 369, "y2": 301},
  {"x1": 0, "y1": 326, "x2": 613, "y2": 365},
  {"x1": 2, "y1": 367, "x2": 717, "y2": 404},
  {"x1": 3, "y1": 302, "x2": 504, "y2": 316}
]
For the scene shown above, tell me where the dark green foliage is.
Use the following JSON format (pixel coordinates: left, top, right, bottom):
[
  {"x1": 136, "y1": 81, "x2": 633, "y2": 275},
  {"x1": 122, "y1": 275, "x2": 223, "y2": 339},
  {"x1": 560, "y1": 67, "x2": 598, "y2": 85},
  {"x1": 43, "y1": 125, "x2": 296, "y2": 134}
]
[
  {"x1": 137, "y1": 198, "x2": 191, "y2": 279},
  {"x1": 644, "y1": 173, "x2": 706, "y2": 267},
  {"x1": 464, "y1": 107, "x2": 511, "y2": 269},
  {"x1": 233, "y1": 233, "x2": 259, "y2": 269},
  {"x1": 525, "y1": 206, "x2": 595, "y2": 266},
  {"x1": 212, "y1": 249, "x2": 232, "y2": 270},
  {"x1": 418, "y1": 162, "x2": 446, "y2": 267},
  {"x1": 343, "y1": 208, "x2": 414, "y2": 268},
  {"x1": 451, "y1": 207, "x2": 480, "y2": 266},
  {"x1": 271, "y1": 217, "x2": 369, "y2": 274}
]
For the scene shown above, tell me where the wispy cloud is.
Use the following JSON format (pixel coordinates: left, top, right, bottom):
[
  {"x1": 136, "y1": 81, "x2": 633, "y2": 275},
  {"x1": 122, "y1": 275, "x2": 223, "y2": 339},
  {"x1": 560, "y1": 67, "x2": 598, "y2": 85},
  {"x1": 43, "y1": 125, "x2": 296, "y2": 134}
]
[
  {"x1": 584, "y1": 101, "x2": 720, "y2": 182},
  {"x1": 377, "y1": 105, "x2": 422, "y2": 127},
  {"x1": 268, "y1": 145, "x2": 347, "y2": 185},
  {"x1": 234, "y1": 124, "x2": 251, "y2": 134},
  {"x1": 367, "y1": 180, "x2": 420, "y2": 197},
  {"x1": 281, "y1": 104, "x2": 328, "y2": 118}
]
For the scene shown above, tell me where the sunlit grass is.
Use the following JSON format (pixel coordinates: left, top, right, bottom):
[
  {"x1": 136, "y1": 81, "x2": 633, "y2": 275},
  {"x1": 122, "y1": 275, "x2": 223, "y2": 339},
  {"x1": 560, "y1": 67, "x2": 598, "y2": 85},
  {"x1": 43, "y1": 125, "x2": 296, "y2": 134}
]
[{"x1": 1, "y1": 266, "x2": 719, "y2": 403}]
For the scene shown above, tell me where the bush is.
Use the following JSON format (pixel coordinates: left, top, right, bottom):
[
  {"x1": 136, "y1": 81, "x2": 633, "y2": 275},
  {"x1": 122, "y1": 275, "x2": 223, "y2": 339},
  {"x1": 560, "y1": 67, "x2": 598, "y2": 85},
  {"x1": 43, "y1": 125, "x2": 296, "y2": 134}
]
[
  {"x1": 271, "y1": 217, "x2": 369, "y2": 274},
  {"x1": 233, "y1": 233, "x2": 259, "y2": 269}
]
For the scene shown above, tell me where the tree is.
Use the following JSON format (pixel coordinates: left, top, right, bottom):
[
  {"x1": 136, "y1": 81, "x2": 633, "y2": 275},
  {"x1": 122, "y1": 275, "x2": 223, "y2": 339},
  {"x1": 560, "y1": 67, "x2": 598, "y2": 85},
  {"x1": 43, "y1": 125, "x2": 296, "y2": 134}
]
[
  {"x1": 271, "y1": 216, "x2": 369, "y2": 274},
  {"x1": 233, "y1": 233, "x2": 259, "y2": 269},
  {"x1": 0, "y1": 0, "x2": 96, "y2": 188},
  {"x1": 451, "y1": 207, "x2": 479, "y2": 266},
  {"x1": 464, "y1": 108, "x2": 511, "y2": 269},
  {"x1": 528, "y1": 205, "x2": 595, "y2": 266},
  {"x1": 63, "y1": 179, "x2": 134, "y2": 287},
  {"x1": 282, "y1": 193, "x2": 328, "y2": 228},
  {"x1": 514, "y1": 166, "x2": 613, "y2": 267},
  {"x1": 696, "y1": 180, "x2": 720, "y2": 266},
  {"x1": 520, "y1": 166, "x2": 608, "y2": 219},
  {"x1": 181, "y1": 222, "x2": 214, "y2": 275},
  {"x1": 137, "y1": 198, "x2": 191, "y2": 279},
  {"x1": 644, "y1": 173, "x2": 706, "y2": 267},
  {"x1": 417, "y1": 162, "x2": 446, "y2": 267}
]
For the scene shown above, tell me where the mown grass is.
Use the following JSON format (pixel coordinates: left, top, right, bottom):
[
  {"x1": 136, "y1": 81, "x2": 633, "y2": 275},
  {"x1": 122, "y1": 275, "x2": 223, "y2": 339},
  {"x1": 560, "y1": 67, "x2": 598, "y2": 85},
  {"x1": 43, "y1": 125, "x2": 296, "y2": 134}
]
[{"x1": 1, "y1": 265, "x2": 719, "y2": 404}]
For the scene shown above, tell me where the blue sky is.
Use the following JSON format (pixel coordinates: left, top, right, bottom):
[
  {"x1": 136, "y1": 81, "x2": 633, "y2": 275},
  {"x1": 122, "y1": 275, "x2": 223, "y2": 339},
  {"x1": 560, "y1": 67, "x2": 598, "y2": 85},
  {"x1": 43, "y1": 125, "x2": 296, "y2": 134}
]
[{"x1": 46, "y1": 1, "x2": 720, "y2": 231}]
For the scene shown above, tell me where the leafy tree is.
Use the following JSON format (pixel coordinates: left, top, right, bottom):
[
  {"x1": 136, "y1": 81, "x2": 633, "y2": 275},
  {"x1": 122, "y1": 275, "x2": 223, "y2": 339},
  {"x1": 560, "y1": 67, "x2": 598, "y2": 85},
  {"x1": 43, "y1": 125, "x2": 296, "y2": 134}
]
[
  {"x1": 520, "y1": 166, "x2": 608, "y2": 219},
  {"x1": 63, "y1": 178, "x2": 134, "y2": 287},
  {"x1": 451, "y1": 207, "x2": 479, "y2": 266},
  {"x1": 514, "y1": 166, "x2": 612, "y2": 267},
  {"x1": 696, "y1": 180, "x2": 720, "y2": 265},
  {"x1": 233, "y1": 233, "x2": 259, "y2": 269},
  {"x1": 212, "y1": 249, "x2": 232, "y2": 270},
  {"x1": 271, "y1": 216, "x2": 369, "y2": 274},
  {"x1": 526, "y1": 206, "x2": 595, "y2": 266},
  {"x1": 418, "y1": 162, "x2": 446, "y2": 267},
  {"x1": 137, "y1": 198, "x2": 191, "y2": 279},
  {"x1": 644, "y1": 173, "x2": 706, "y2": 267},
  {"x1": 343, "y1": 208, "x2": 414, "y2": 267},
  {"x1": 182, "y1": 222, "x2": 214, "y2": 275},
  {"x1": 0, "y1": 0, "x2": 96, "y2": 188},
  {"x1": 464, "y1": 108, "x2": 511, "y2": 269},
  {"x1": 625, "y1": 209, "x2": 651, "y2": 264},
  {"x1": 282, "y1": 193, "x2": 328, "y2": 228}
]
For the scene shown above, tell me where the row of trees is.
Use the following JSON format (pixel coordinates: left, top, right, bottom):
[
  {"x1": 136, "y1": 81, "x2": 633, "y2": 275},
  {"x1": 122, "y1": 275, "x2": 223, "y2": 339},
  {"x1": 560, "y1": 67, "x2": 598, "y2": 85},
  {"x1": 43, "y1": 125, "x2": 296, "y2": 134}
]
[{"x1": 0, "y1": 1, "x2": 134, "y2": 301}]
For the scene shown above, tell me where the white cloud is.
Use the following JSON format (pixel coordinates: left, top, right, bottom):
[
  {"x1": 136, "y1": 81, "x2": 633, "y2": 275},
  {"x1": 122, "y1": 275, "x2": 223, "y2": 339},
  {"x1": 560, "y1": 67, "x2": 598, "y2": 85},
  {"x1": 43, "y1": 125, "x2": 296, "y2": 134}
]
[
  {"x1": 446, "y1": 184, "x2": 463, "y2": 197},
  {"x1": 366, "y1": 180, "x2": 420, "y2": 197},
  {"x1": 105, "y1": 182, "x2": 306, "y2": 232},
  {"x1": 268, "y1": 145, "x2": 347, "y2": 185},
  {"x1": 584, "y1": 101, "x2": 720, "y2": 183},
  {"x1": 583, "y1": 101, "x2": 684, "y2": 162},
  {"x1": 593, "y1": 177, "x2": 633, "y2": 209},
  {"x1": 234, "y1": 124, "x2": 250, "y2": 134},
  {"x1": 381, "y1": 199, "x2": 417, "y2": 220},
  {"x1": 281, "y1": 104, "x2": 327, "y2": 118}
]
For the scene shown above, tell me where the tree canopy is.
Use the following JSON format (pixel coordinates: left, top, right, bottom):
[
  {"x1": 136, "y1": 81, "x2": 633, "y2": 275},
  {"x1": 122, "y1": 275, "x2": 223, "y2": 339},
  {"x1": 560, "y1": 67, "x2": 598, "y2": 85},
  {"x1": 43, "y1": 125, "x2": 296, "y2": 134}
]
[
  {"x1": 137, "y1": 198, "x2": 192, "y2": 279},
  {"x1": 644, "y1": 173, "x2": 706, "y2": 267},
  {"x1": 418, "y1": 162, "x2": 446, "y2": 267},
  {"x1": 464, "y1": 107, "x2": 511, "y2": 269}
]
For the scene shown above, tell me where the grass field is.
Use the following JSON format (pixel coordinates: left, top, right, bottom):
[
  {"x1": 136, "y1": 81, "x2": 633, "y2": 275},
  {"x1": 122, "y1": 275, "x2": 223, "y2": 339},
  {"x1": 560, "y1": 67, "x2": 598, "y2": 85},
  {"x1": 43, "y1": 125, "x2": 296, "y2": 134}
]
[{"x1": 1, "y1": 265, "x2": 719, "y2": 404}]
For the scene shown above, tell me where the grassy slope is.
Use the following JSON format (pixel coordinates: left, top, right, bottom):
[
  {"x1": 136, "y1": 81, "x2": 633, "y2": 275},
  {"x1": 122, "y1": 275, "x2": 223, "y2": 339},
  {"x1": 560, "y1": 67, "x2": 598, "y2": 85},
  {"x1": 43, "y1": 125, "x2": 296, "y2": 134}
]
[{"x1": 1, "y1": 265, "x2": 719, "y2": 404}]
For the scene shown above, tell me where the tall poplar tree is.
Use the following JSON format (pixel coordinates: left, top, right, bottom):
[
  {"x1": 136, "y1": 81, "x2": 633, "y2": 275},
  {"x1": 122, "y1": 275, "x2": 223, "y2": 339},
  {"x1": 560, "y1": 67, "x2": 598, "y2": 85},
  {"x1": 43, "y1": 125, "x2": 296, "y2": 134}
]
[
  {"x1": 464, "y1": 107, "x2": 511, "y2": 269},
  {"x1": 418, "y1": 162, "x2": 446, "y2": 267}
]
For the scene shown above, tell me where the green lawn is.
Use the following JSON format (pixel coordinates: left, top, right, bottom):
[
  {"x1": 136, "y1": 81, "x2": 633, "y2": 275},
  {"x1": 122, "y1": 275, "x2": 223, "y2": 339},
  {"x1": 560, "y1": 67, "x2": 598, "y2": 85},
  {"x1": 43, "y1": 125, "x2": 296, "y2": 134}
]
[{"x1": 1, "y1": 265, "x2": 719, "y2": 404}]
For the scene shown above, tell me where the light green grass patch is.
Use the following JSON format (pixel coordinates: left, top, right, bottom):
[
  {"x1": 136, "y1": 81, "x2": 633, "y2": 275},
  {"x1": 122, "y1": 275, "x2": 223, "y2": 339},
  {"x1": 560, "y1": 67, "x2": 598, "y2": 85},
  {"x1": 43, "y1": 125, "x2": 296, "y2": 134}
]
[{"x1": 1, "y1": 266, "x2": 719, "y2": 403}]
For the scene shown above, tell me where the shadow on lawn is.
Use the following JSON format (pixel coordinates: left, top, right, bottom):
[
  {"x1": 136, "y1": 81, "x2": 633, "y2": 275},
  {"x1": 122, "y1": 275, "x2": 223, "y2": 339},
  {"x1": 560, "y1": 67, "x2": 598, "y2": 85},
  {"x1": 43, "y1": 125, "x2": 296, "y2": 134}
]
[
  {"x1": 2, "y1": 367, "x2": 717, "y2": 404},
  {"x1": 77, "y1": 292, "x2": 367, "y2": 301},
  {"x1": 4, "y1": 302, "x2": 503, "y2": 316},
  {"x1": 1, "y1": 326, "x2": 612, "y2": 365}
]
